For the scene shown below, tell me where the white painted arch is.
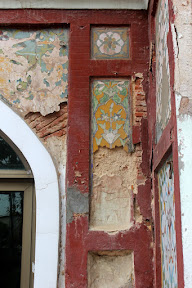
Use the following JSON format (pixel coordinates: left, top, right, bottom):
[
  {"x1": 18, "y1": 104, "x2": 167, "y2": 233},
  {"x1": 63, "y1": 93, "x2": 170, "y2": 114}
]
[{"x1": 0, "y1": 100, "x2": 59, "y2": 288}]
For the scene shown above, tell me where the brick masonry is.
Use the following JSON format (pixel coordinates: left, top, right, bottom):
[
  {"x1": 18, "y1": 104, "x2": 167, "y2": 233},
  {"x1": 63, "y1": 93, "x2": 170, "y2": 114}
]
[{"x1": 25, "y1": 103, "x2": 68, "y2": 140}]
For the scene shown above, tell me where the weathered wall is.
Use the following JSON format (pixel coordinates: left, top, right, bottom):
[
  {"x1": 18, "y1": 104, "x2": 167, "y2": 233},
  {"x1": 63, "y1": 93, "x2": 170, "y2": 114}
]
[
  {"x1": 172, "y1": 1, "x2": 192, "y2": 287},
  {"x1": 0, "y1": 28, "x2": 68, "y2": 116},
  {"x1": 148, "y1": 0, "x2": 185, "y2": 287},
  {"x1": 0, "y1": 9, "x2": 154, "y2": 288},
  {"x1": 65, "y1": 10, "x2": 153, "y2": 288},
  {"x1": 0, "y1": 25, "x2": 69, "y2": 287},
  {"x1": 90, "y1": 78, "x2": 135, "y2": 232}
]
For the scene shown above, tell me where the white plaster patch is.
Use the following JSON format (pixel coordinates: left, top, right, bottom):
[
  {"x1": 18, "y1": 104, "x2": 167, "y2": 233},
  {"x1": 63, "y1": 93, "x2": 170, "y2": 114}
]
[
  {"x1": 0, "y1": 0, "x2": 149, "y2": 9},
  {"x1": 0, "y1": 100, "x2": 59, "y2": 288},
  {"x1": 176, "y1": 113, "x2": 192, "y2": 287}
]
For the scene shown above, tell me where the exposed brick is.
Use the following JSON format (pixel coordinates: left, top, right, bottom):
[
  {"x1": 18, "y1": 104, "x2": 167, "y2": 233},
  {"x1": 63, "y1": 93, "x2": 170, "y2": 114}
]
[{"x1": 25, "y1": 103, "x2": 68, "y2": 140}]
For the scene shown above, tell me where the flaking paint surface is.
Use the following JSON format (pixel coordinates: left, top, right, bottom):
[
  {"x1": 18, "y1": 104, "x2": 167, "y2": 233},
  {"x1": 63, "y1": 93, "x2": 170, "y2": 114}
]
[
  {"x1": 0, "y1": 28, "x2": 68, "y2": 116},
  {"x1": 158, "y1": 155, "x2": 178, "y2": 288},
  {"x1": 90, "y1": 147, "x2": 137, "y2": 232}
]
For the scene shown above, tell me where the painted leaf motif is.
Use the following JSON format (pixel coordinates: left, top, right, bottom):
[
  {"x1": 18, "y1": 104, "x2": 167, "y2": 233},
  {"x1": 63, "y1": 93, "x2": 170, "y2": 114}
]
[
  {"x1": 100, "y1": 94, "x2": 109, "y2": 104},
  {"x1": 113, "y1": 94, "x2": 121, "y2": 104},
  {"x1": 92, "y1": 79, "x2": 133, "y2": 152},
  {"x1": 95, "y1": 137, "x2": 102, "y2": 145}
]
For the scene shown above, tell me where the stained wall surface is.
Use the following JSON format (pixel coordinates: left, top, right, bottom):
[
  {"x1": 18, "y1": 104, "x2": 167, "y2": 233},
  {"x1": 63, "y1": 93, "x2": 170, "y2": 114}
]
[
  {"x1": 90, "y1": 77, "x2": 137, "y2": 232},
  {"x1": 148, "y1": 0, "x2": 184, "y2": 287},
  {"x1": 0, "y1": 10, "x2": 154, "y2": 288},
  {"x1": 0, "y1": 26, "x2": 69, "y2": 287},
  {"x1": 0, "y1": 28, "x2": 68, "y2": 115}
]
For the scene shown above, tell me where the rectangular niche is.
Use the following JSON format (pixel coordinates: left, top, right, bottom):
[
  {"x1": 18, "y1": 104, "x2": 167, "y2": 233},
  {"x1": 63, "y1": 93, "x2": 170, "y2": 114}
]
[
  {"x1": 90, "y1": 79, "x2": 136, "y2": 232},
  {"x1": 91, "y1": 27, "x2": 130, "y2": 59},
  {"x1": 88, "y1": 250, "x2": 135, "y2": 288}
]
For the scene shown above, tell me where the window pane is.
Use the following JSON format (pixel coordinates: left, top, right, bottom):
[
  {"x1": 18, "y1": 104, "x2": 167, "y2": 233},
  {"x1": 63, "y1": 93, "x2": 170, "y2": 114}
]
[
  {"x1": 0, "y1": 191, "x2": 24, "y2": 288},
  {"x1": 0, "y1": 137, "x2": 25, "y2": 170}
]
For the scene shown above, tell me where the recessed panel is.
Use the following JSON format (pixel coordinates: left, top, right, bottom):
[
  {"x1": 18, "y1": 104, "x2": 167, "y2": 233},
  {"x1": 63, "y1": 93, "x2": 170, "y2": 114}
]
[
  {"x1": 88, "y1": 251, "x2": 134, "y2": 288},
  {"x1": 91, "y1": 27, "x2": 130, "y2": 59},
  {"x1": 92, "y1": 79, "x2": 133, "y2": 153}
]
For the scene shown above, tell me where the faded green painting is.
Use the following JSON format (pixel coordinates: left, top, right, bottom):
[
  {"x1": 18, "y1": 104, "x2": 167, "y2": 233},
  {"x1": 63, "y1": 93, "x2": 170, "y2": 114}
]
[{"x1": 0, "y1": 28, "x2": 69, "y2": 115}]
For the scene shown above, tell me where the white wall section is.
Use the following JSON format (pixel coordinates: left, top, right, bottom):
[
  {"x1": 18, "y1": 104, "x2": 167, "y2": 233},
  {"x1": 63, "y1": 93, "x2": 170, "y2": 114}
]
[
  {"x1": 0, "y1": 0, "x2": 149, "y2": 9},
  {"x1": 0, "y1": 100, "x2": 59, "y2": 288},
  {"x1": 173, "y1": 1, "x2": 192, "y2": 287}
]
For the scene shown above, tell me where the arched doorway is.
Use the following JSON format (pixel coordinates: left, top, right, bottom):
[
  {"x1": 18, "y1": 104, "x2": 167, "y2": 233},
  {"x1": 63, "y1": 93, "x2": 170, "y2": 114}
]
[
  {"x1": 0, "y1": 100, "x2": 59, "y2": 288},
  {"x1": 0, "y1": 132, "x2": 35, "y2": 288}
]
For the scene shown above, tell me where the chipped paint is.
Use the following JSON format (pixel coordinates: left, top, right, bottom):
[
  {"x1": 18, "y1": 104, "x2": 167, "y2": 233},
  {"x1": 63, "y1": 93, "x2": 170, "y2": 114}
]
[{"x1": 0, "y1": 28, "x2": 68, "y2": 115}]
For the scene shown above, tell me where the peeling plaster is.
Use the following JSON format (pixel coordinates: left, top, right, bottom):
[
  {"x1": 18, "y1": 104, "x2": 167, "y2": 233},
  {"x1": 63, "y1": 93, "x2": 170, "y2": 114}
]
[
  {"x1": 90, "y1": 147, "x2": 137, "y2": 232},
  {"x1": 0, "y1": 99, "x2": 59, "y2": 288},
  {"x1": 0, "y1": 28, "x2": 69, "y2": 116}
]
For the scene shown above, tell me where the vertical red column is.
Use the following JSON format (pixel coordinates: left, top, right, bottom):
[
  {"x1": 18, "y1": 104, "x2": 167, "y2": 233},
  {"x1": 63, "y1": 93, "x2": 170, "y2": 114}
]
[
  {"x1": 66, "y1": 10, "x2": 153, "y2": 288},
  {"x1": 66, "y1": 21, "x2": 90, "y2": 287}
]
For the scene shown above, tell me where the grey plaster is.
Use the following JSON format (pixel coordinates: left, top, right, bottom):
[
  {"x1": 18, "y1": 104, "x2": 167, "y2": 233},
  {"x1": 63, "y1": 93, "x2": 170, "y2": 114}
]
[{"x1": 66, "y1": 187, "x2": 89, "y2": 223}]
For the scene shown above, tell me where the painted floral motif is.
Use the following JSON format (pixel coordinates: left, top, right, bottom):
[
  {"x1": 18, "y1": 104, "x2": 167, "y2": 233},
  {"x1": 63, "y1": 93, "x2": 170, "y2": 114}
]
[
  {"x1": 0, "y1": 28, "x2": 68, "y2": 115},
  {"x1": 92, "y1": 79, "x2": 133, "y2": 153},
  {"x1": 92, "y1": 28, "x2": 129, "y2": 59},
  {"x1": 158, "y1": 155, "x2": 178, "y2": 288},
  {"x1": 156, "y1": 0, "x2": 171, "y2": 142}
]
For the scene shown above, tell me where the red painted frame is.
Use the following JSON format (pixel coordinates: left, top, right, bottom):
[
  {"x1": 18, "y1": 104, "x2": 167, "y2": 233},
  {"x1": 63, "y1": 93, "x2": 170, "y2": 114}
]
[
  {"x1": 148, "y1": 0, "x2": 184, "y2": 287},
  {"x1": 0, "y1": 9, "x2": 153, "y2": 287}
]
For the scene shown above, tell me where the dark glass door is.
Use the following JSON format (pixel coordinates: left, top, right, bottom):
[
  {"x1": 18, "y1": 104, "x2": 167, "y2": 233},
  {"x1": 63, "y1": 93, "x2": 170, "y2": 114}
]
[{"x1": 0, "y1": 191, "x2": 24, "y2": 288}]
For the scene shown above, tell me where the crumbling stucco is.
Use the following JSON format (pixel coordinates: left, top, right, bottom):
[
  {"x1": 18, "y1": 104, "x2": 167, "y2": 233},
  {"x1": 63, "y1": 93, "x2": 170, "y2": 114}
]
[
  {"x1": 90, "y1": 147, "x2": 137, "y2": 232},
  {"x1": 0, "y1": 28, "x2": 68, "y2": 116},
  {"x1": 25, "y1": 102, "x2": 67, "y2": 140},
  {"x1": 88, "y1": 250, "x2": 134, "y2": 288}
]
